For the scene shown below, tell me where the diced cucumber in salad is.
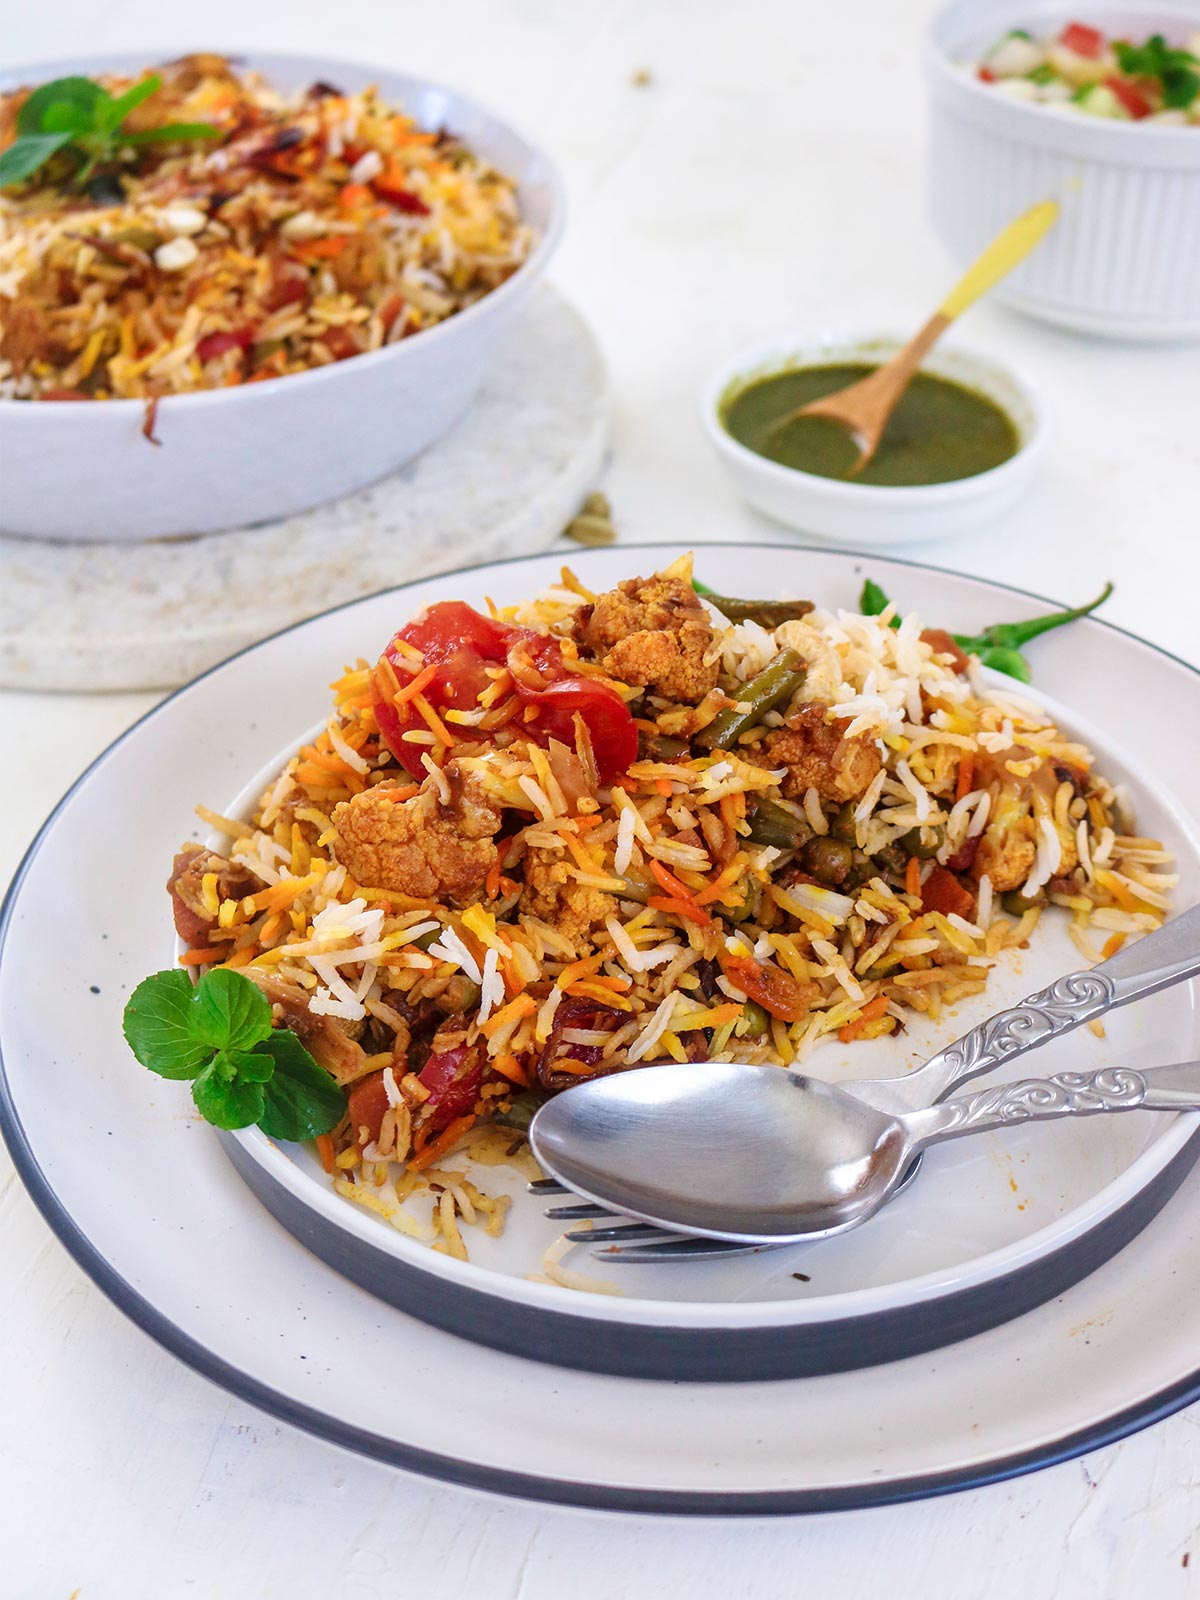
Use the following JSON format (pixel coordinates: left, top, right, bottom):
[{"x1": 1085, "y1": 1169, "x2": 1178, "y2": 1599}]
[{"x1": 970, "y1": 20, "x2": 1200, "y2": 123}]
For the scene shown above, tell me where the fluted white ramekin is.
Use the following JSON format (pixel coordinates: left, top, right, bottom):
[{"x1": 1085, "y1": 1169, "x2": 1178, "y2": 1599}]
[{"x1": 926, "y1": 1, "x2": 1200, "y2": 340}]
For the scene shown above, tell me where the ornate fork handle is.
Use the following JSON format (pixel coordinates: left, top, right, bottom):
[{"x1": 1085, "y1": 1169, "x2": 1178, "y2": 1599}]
[
  {"x1": 923, "y1": 1065, "x2": 1148, "y2": 1141},
  {"x1": 853, "y1": 969, "x2": 1117, "y2": 1115}
]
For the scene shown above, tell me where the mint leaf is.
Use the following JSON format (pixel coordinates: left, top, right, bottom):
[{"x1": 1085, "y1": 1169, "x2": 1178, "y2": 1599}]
[
  {"x1": 18, "y1": 76, "x2": 107, "y2": 137},
  {"x1": 191, "y1": 967, "x2": 271, "y2": 1052},
  {"x1": 212, "y1": 1046, "x2": 276, "y2": 1084},
  {"x1": 122, "y1": 969, "x2": 213, "y2": 1079},
  {"x1": 1162, "y1": 65, "x2": 1200, "y2": 107},
  {"x1": 100, "y1": 74, "x2": 160, "y2": 130},
  {"x1": 125, "y1": 121, "x2": 222, "y2": 144},
  {"x1": 0, "y1": 131, "x2": 76, "y2": 188},
  {"x1": 192, "y1": 1061, "x2": 266, "y2": 1129},
  {"x1": 256, "y1": 1031, "x2": 346, "y2": 1141}
]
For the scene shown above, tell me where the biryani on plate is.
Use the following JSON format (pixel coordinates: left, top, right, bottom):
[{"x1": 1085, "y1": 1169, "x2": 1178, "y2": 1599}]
[
  {"x1": 0, "y1": 53, "x2": 532, "y2": 403},
  {"x1": 137, "y1": 555, "x2": 1174, "y2": 1264}
]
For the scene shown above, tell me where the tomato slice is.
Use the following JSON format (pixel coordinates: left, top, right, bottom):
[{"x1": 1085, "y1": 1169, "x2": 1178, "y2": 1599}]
[
  {"x1": 418, "y1": 1045, "x2": 484, "y2": 1131},
  {"x1": 513, "y1": 676, "x2": 639, "y2": 781},
  {"x1": 1059, "y1": 21, "x2": 1105, "y2": 57},
  {"x1": 719, "y1": 953, "x2": 813, "y2": 1023},
  {"x1": 1105, "y1": 74, "x2": 1152, "y2": 117},
  {"x1": 372, "y1": 601, "x2": 636, "y2": 784}
]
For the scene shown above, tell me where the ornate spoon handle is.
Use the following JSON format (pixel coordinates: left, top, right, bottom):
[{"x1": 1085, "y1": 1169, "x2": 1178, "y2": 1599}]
[
  {"x1": 849, "y1": 902, "x2": 1200, "y2": 1118},
  {"x1": 909, "y1": 1058, "x2": 1200, "y2": 1146}
]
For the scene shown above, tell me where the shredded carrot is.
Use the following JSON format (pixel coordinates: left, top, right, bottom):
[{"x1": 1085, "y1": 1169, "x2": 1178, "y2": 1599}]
[
  {"x1": 293, "y1": 234, "x2": 349, "y2": 259},
  {"x1": 838, "y1": 993, "x2": 891, "y2": 1044},
  {"x1": 556, "y1": 952, "x2": 608, "y2": 988},
  {"x1": 650, "y1": 861, "x2": 712, "y2": 924},
  {"x1": 408, "y1": 1114, "x2": 477, "y2": 1172},
  {"x1": 177, "y1": 947, "x2": 225, "y2": 965},
  {"x1": 647, "y1": 894, "x2": 711, "y2": 927},
  {"x1": 1100, "y1": 932, "x2": 1127, "y2": 961},
  {"x1": 655, "y1": 778, "x2": 673, "y2": 796},
  {"x1": 316, "y1": 1133, "x2": 336, "y2": 1173},
  {"x1": 549, "y1": 1057, "x2": 603, "y2": 1077},
  {"x1": 485, "y1": 861, "x2": 502, "y2": 900},
  {"x1": 693, "y1": 863, "x2": 743, "y2": 907},
  {"x1": 479, "y1": 993, "x2": 537, "y2": 1038},
  {"x1": 411, "y1": 692, "x2": 454, "y2": 746},
  {"x1": 956, "y1": 756, "x2": 975, "y2": 801},
  {"x1": 339, "y1": 182, "x2": 372, "y2": 208},
  {"x1": 392, "y1": 663, "x2": 437, "y2": 706},
  {"x1": 905, "y1": 856, "x2": 922, "y2": 899},
  {"x1": 491, "y1": 1054, "x2": 529, "y2": 1087},
  {"x1": 565, "y1": 981, "x2": 632, "y2": 1009}
]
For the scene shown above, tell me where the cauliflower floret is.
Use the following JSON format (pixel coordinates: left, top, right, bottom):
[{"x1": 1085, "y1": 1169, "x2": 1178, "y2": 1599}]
[
  {"x1": 573, "y1": 572, "x2": 717, "y2": 703},
  {"x1": 757, "y1": 702, "x2": 883, "y2": 804},
  {"x1": 331, "y1": 761, "x2": 502, "y2": 905},
  {"x1": 520, "y1": 847, "x2": 617, "y2": 952}
]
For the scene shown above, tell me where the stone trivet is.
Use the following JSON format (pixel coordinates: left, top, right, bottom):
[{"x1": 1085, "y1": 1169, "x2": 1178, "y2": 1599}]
[{"x1": 0, "y1": 286, "x2": 608, "y2": 692}]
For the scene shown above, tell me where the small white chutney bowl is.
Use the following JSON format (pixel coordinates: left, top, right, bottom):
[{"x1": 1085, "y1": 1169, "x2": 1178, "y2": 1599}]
[
  {"x1": 0, "y1": 52, "x2": 566, "y2": 542},
  {"x1": 701, "y1": 332, "x2": 1042, "y2": 547},
  {"x1": 927, "y1": 1, "x2": 1200, "y2": 340}
]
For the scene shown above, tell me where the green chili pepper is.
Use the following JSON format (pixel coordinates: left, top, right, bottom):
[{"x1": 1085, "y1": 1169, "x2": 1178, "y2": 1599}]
[
  {"x1": 975, "y1": 645, "x2": 1032, "y2": 683},
  {"x1": 746, "y1": 797, "x2": 810, "y2": 851},
  {"x1": 859, "y1": 578, "x2": 1113, "y2": 683},
  {"x1": 694, "y1": 649, "x2": 807, "y2": 751},
  {"x1": 859, "y1": 579, "x2": 901, "y2": 628},
  {"x1": 950, "y1": 583, "x2": 1113, "y2": 662},
  {"x1": 693, "y1": 579, "x2": 815, "y2": 630}
]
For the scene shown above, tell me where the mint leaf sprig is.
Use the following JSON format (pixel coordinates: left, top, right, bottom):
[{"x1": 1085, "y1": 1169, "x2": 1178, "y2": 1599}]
[
  {"x1": 0, "y1": 72, "x2": 221, "y2": 192},
  {"x1": 1113, "y1": 34, "x2": 1200, "y2": 110},
  {"x1": 123, "y1": 967, "x2": 346, "y2": 1140}
]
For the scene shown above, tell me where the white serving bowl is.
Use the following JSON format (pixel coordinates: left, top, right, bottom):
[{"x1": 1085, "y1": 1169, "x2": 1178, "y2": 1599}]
[
  {"x1": 701, "y1": 332, "x2": 1042, "y2": 546},
  {"x1": 0, "y1": 52, "x2": 565, "y2": 542},
  {"x1": 927, "y1": 2, "x2": 1200, "y2": 340}
]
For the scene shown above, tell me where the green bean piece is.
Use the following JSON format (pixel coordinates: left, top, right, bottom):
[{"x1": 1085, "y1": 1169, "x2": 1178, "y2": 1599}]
[
  {"x1": 694, "y1": 649, "x2": 807, "y2": 752},
  {"x1": 697, "y1": 590, "x2": 816, "y2": 629},
  {"x1": 899, "y1": 825, "x2": 945, "y2": 860},
  {"x1": 830, "y1": 801, "x2": 859, "y2": 843},
  {"x1": 733, "y1": 1001, "x2": 771, "y2": 1039},
  {"x1": 746, "y1": 797, "x2": 810, "y2": 851}
]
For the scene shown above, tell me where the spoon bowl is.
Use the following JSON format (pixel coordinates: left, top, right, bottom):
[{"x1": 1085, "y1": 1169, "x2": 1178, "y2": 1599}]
[{"x1": 531, "y1": 1062, "x2": 911, "y2": 1242}]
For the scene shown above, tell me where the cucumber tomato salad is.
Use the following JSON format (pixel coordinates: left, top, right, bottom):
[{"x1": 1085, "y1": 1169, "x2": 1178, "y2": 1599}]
[{"x1": 972, "y1": 20, "x2": 1200, "y2": 123}]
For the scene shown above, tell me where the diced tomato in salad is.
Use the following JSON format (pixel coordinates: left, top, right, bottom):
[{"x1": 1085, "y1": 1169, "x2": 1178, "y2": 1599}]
[
  {"x1": 1059, "y1": 20, "x2": 1105, "y2": 58},
  {"x1": 1104, "y1": 74, "x2": 1153, "y2": 117},
  {"x1": 372, "y1": 601, "x2": 638, "y2": 783}
]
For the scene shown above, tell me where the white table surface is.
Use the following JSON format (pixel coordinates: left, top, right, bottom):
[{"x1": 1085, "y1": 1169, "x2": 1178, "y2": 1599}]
[{"x1": 5, "y1": 1, "x2": 1200, "y2": 1593}]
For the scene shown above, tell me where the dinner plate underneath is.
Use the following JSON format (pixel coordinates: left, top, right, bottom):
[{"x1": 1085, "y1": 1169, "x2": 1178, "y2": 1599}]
[{"x1": 4, "y1": 545, "x2": 1200, "y2": 1506}]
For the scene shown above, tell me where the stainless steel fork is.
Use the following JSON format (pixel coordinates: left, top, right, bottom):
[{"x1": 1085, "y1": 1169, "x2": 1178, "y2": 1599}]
[{"x1": 532, "y1": 903, "x2": 1200, "y2": 1262}]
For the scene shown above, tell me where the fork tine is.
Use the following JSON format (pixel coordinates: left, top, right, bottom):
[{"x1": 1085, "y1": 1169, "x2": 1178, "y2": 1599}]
[
  {"x1": 544, "y1": 1201, "x2": 612, "y2": 1220},
  {"x1": 565, "y1": 1221, "x2": 675, "y2": 1243},
  {"x1": 597, "y1": 1237, "x2": 773, "y2": 1264},
  {"x1": 527, "y1": 1177, "x2": 568, "y2": 1195}
]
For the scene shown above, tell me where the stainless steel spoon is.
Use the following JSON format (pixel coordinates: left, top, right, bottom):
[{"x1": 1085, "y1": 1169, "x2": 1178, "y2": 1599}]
[{"x1": 530, "y1": 1057, "x2": 1200, "y2": 1246}]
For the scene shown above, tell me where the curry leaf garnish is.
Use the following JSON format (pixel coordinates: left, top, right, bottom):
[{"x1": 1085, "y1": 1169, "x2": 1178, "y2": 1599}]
[
  {"x1": 0, "y1": 72, "x2": 221, "y2": 191},
  {"x1": 857, "y1": 578, "x2": 1114, "y2": 680},
  {"x1": 123, "y1": 967, "x2": 345, "y2": 1140}
]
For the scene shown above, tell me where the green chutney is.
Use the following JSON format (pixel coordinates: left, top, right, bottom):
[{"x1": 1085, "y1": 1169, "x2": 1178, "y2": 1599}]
[{"x1": 720, "y1": 363, "x2": 1020, "y2": 487}]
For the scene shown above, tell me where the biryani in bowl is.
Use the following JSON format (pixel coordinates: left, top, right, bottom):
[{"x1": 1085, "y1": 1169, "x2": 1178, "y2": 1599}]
[
  {"x1": 0, "y1": 52, "x2": 562, "y2": 538},
  {"x1": 125, "y1": 555, "x2": 1174, "y2": 1265}
]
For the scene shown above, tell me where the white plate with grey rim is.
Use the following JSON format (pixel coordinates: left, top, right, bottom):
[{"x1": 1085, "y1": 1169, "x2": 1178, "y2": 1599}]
[{"x1": 3, "y1": 543, "x2": 1200, "y2": 1511}]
